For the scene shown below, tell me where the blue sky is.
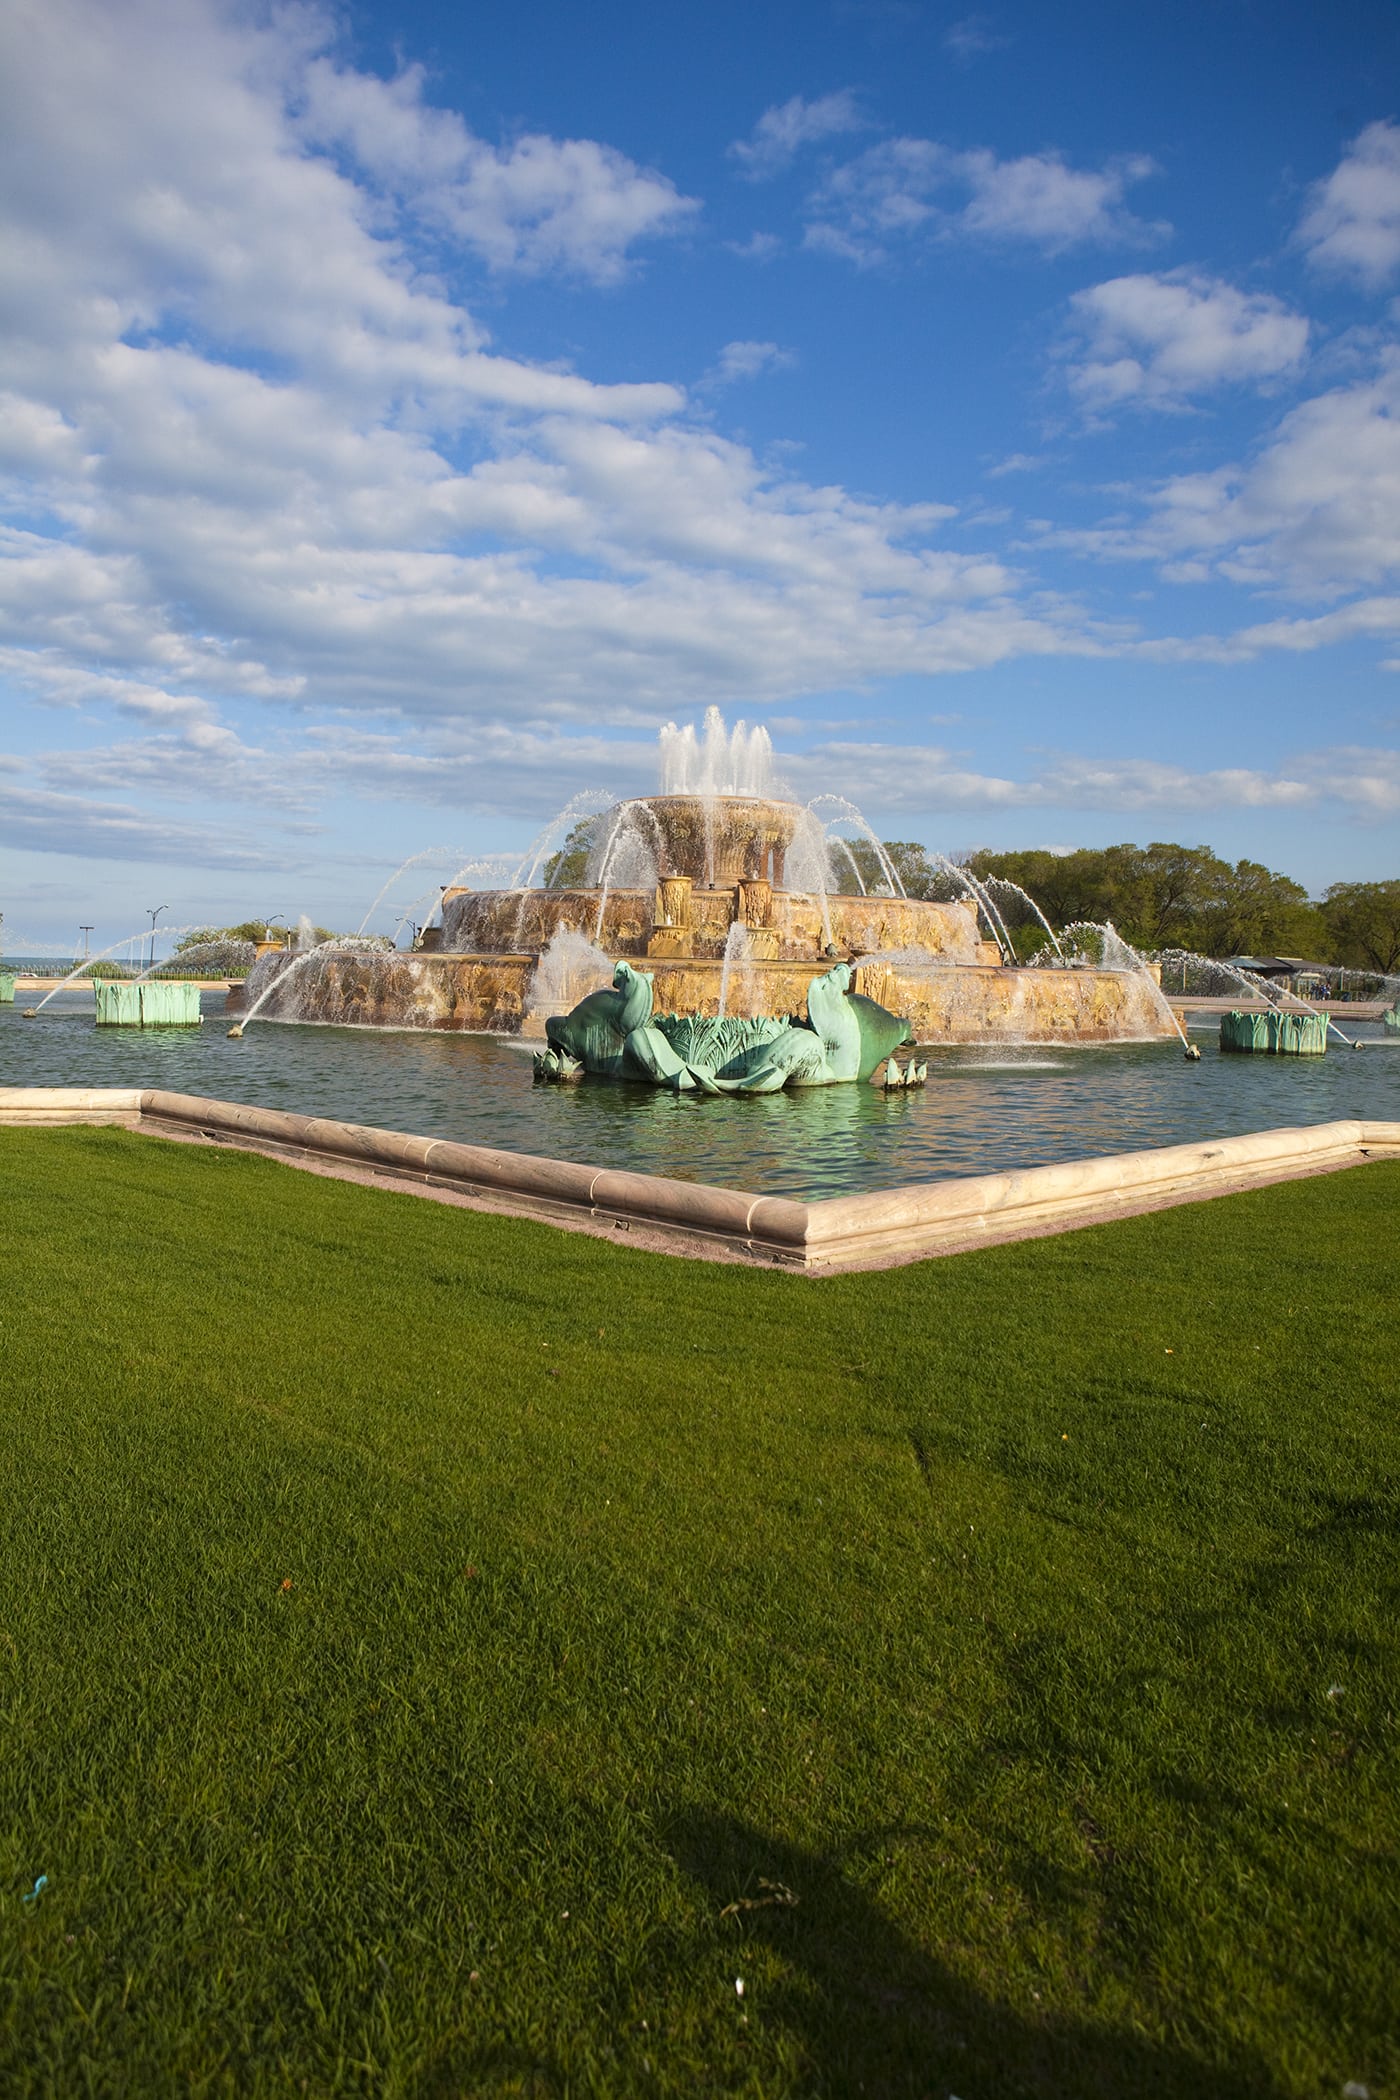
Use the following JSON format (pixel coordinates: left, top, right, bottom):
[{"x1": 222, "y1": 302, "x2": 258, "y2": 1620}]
[{"x1": 2, "y1": 0, "x2": 1399, "y2": 948}]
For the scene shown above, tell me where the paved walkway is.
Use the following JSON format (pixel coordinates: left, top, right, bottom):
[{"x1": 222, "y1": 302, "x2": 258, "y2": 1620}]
[{"x1": 1168, "y1": 996, "x2": 1388, "y2": 1018}]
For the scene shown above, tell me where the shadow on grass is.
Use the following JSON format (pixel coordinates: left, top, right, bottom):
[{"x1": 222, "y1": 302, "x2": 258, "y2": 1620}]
[{"x1": 666, "y1": 1808, "x2": 1284, "y2": 2100}]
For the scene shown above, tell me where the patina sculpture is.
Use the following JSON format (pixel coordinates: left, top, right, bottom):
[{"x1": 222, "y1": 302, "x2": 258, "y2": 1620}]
[{"x1": 534, "y1": 960, "x2": 917, "y2": 1094}]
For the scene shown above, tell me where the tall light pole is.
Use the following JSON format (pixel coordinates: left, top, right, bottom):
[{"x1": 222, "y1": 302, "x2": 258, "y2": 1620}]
[{"x1": 147, "y1": 905, "x2": 168, "y2": 972}]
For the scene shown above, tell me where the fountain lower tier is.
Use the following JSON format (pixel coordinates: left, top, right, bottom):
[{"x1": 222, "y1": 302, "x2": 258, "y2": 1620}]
[{"x1": 231, "y1": 949, "x2": 1176, "y2": 1043}]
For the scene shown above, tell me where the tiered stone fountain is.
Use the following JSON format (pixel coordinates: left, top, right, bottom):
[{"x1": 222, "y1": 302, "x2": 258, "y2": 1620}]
[{"x1": 235, "y1": 713, "x2": 1175, "y2": 1044}]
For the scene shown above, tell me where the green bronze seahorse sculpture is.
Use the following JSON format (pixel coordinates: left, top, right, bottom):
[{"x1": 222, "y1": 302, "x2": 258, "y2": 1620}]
[{"x1": 534, "y1": 960, "x2": 912, "y2": 1094}]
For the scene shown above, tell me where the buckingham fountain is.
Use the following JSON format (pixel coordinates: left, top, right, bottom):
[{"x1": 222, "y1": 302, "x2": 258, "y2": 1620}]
[{"x1": 232, "y1": 712, "x2": 1176, "y2": 1049}]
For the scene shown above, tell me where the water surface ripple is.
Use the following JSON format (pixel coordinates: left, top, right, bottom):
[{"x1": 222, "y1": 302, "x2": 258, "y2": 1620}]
[{"x1": 5, "y1": 996, "x2": 1398, "y2": 1201}]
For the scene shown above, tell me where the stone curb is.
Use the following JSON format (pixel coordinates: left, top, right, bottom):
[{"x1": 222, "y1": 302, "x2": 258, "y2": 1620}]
[
  {"x1": 799, "y1": 1119, "x2": 1399, "y2": 1268},
  {"x1": 126, "y1": 1089, "x2": 811, "y2": 1260},
  {"x1": 1, "y1": 1087, "x2": 1396, "y2": 1272}
]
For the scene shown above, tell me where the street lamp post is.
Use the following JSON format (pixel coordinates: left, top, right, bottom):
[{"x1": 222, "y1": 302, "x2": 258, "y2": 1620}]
[{"x1": 147, "y1": 905, "x2": 169, "y2": 972}]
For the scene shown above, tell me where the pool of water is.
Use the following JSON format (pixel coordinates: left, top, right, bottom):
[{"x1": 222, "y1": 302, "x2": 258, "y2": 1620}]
[{"x1": 4, "y1": 994, "x2": 1398, "y2": 1200}]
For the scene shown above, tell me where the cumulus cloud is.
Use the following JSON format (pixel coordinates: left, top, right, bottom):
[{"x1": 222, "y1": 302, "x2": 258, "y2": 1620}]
[
  {"x1": 297, "y1": 57, "x2": 698, "y2": 283},
  {"x1": 760, "y1": 738, "x2": 1400, "y2": 816},
  {"x1": 727, "y1": 230, "x2": 782, "y2": 262},
  {"x1": 3, "y1": 0, "x2": 1391, "y2": 901},
  {"x1": 728, "y1": 92, "x2": 868, "y2": 180},
  {"x1": 943, "y1": 16, "x2": 1009, "y2": 60},
  {"x1": 700, "y1": 340, "x2": 796, "y2": 388},
  {"x1": 1042, "y1": 355, "x2": 1400, "y2": 596},
  {"x1": 0, "y1": 0, "x2": 1102, "y2": 786},
  {"x1": 804, "y1": 140, "x2": 1164, "y2": 263},
  {"x1": 1064, "y1": 271, "x2": 1309, "y2": 413},
  {"x1": 1296, "y1": 119, "x2": 1400, "y2": 288}
]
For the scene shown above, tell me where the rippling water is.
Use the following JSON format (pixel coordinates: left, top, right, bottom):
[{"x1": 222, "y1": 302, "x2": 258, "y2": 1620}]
[{"x1": 4, "y1": 993, "x2": 1398, "y2": 1200}]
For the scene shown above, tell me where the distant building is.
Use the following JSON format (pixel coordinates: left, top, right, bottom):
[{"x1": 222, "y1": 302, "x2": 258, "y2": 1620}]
[{"x1": 1228, "y1": 956, "x2": 1332, "y2": 996}]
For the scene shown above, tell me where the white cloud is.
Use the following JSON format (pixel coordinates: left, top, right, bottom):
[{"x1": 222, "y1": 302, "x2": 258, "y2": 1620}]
[
  {"x1": 1139, "y1": 598, "x2": 1400, "y2": 662},
  {"x1": 1043, "y1": 355, "x2": 1400, "y2": 596},
  {"x1": 1020, "y1": 756, "x2": 1311, "y2": 811},
  {"x1": 1292, "y1": 745, "x2": 1400, "y2": 814},
  {"x1": 1296, "y1": 119, "x2": 1400, "y2": 289},
  {"x1": 4, "y1": 0, "x2": 1391, "y2": 894},
  {"x1": 943, "y1": 16, "x2": 1009, "y2": 60},
  {"x1": 0, "y1": 775, "x2": 303, "y2": 866},
  {"x1": 959, "y1": 149, "x2": 1161, "y2": 247},
  {"x1": 986, "y1": 452, "x2": 1047, "y2": 478},
  {"x1": 0, "y1": 1, "x2": 682, "y2": 424},
  {"x1": 728, "y1": 92, "x2": 868, "y2": 180},
  {"x1": 38, "y1": 730, "x2": 302, "y2": 807},
  {"x1": 298, "y1": 721, "x2": 1400, "y2": 824},
  {"x1": 773, "y1": 739, "x2": 1400, "y2": 816},
  {"x1": 1065, "y1": 271, "x2": 1309, "y2": 412},
  {"x1": 727, "y1": 231, "x2": 782, "y2": 262},
  {"x1": 702, "y1": 340, "x2": 796, "y2": 388},
  {"x1": 804, "y1": 140, "x2": 1164, "y2": 264},
  {"x1": 0, "y1": 0, "x2": 1103, "y2": 768},
  {"x1": 297, "y1": 57, "x2": 698, "y2": 284}
]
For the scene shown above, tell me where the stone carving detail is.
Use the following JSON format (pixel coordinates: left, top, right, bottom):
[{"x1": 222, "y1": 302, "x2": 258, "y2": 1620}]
[
  {"x1": 737, "y1": 879, "x2": 772, "y2": 929},
  {"x1": 657, "y1": 876, "x2": 693, "y2": 928},
  {"x1": 645, "y1": 796, "x2": 798, "y2": 885},
  {"x1": 534, "y1": 960, "x2": 912, "y2": 1094},
  {"x1": 855, "y1": 961, "x2": 895, "y2": 1010},
  {"x1": 646, "y1": 926, "x2": 694, "y2": 960}
]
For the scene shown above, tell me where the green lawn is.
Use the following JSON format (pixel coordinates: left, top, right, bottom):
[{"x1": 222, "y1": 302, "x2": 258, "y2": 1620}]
[{"x1": 1, "y1": 1127, "x2": 1396, "y2": 2099}]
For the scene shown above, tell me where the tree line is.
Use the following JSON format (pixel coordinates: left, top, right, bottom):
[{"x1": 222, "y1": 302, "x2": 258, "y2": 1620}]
[
  {"x1": 845, "y1": 841, "x2": 1400, "y2": 973},
  {"x1": 173, "y1": 921, "x2": 339, "y2": 952}
]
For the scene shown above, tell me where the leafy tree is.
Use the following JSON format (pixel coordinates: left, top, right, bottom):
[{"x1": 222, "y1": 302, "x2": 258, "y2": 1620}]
[
  {"x1": 1190, "y1": 859, "x2": 1321, "y2": 959},
  {"x1": 966, "y1": 845, "x2": 1151, "y2": 936},
  {"x1": 882, "y1": 841, "x2": 945, "y2": 898},
  {"x1": 967, "y1": 842, "x2": 1322, "y2": 958},
  {"x1": 174, "y1": 922, "x2": 336, "y2": 951},
  {"x1": 828, "y1": 839, "x2": 945, "y2": 897},
  {"x1": 544, "y1": 820, "x2": 599, "y2": 888},
  {"x1": 1320, "y1": 880, "x2": 1400, "y2": 974}
]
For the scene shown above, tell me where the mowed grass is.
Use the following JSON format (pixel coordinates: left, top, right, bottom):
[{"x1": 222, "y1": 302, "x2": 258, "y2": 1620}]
[{"x1": 1, "y1": 1129, "x2": 1397, "y2": 2100}]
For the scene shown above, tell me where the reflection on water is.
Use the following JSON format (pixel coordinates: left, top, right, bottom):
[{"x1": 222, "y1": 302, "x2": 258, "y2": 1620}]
[
  {"x1": 4, "y1": 994, "x2": 1398, "y2": 1201},
  {"x1": 956, "y1": 1057, "x2": 1066, "y2": 1071}
]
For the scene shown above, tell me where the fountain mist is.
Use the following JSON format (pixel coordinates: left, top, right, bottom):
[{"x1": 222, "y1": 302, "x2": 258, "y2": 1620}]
[
  {"x1": 1157, "y1": 949, "x2": 1358, "y2": 1049},
  {"x1": 23, "y1": 926, "x2": 200, "y2": 1015},
  {"x1": 1060, "y1": 924, "x2": 1196, "y2": 1054}
]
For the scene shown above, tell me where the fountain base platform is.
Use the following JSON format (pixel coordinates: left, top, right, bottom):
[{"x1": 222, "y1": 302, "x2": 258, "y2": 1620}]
[
  {"x1": 230, "y1": 949, "x2": 1177, "y2": 1044},
  {"x1": 96, "y1": 981, "x2": 202, "y2": 1027}
]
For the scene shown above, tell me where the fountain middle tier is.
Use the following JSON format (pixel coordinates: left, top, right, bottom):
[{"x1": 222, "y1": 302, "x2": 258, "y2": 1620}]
[{"x1": 437, "y1": 881, "x2": 990, "y2": 967}]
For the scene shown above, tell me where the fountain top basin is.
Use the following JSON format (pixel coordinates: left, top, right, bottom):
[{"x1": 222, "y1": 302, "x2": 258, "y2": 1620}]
[{"x1": 617, "y1": 793, "x2": 802, "y2": 886}]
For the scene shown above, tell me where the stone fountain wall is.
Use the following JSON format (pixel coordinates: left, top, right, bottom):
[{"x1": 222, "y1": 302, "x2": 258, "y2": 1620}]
[
  {"x1": 236, "y1": 947, "x2": 1175, "y2": 1043},
  {"x1": 440, "y1": 885, "x2": 988, "y2": 965}
]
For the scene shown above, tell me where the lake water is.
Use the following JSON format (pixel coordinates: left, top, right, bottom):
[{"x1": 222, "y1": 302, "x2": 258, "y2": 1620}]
[{"x1": 4, "y1": 992, "x2": 1398, "y2": 1200}]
